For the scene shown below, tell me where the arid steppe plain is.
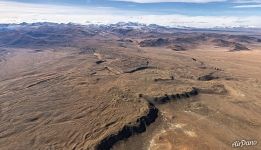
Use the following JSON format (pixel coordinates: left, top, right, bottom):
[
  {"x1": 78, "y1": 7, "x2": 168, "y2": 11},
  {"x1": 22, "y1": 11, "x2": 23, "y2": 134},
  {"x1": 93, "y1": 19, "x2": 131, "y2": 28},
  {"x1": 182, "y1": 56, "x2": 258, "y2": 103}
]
[{"x1": 0, "y1": 23, "x2": 260, "y2": 150}]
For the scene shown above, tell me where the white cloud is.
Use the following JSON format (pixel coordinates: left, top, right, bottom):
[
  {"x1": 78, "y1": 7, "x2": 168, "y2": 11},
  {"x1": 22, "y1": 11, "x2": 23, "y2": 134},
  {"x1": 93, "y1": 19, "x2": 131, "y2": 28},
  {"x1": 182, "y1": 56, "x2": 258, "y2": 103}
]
[
  {"x1": 233, "y1": 0, "x2": 261, "y2": 3},
  {"x1": 232, "y1": 0, "x2": 261, "y2": 8},
  {"x1": 1, "y1": 1, "x2": 261, "y2": 28},
  {"x1": 234, "y1": 4, "x2": 261, "y2": 7},
  {"x1": 111, "y1": 0, "x2": 226, "y2": 3}
]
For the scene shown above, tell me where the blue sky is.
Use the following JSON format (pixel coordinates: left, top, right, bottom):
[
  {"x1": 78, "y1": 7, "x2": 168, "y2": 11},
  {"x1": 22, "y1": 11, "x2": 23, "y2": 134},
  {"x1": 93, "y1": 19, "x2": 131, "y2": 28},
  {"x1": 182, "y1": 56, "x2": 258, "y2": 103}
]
[
  {"x1": 0, "y1": 0, "x2": 261, "y2": 27},
  {"x1": 5, "y1": 0, "x2": 261, "y2": 16}
]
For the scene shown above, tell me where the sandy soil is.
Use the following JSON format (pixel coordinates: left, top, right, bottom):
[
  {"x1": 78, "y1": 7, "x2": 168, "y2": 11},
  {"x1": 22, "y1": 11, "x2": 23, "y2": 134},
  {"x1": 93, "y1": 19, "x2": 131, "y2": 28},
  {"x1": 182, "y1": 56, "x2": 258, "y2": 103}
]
[{"x1": 0, "y1": 34, "x2": 261, "y2": 150}]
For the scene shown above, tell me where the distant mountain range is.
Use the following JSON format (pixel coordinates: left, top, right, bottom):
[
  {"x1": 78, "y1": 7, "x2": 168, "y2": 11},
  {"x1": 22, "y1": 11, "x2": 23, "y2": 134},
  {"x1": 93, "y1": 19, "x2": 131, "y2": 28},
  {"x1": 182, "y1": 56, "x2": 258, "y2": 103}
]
[
  {"x1": 1, "y1": 22, "x2": 261, "y2": 32},
  {"x1": 0, "y1": 22, "x2": 260, "y2": 52}
]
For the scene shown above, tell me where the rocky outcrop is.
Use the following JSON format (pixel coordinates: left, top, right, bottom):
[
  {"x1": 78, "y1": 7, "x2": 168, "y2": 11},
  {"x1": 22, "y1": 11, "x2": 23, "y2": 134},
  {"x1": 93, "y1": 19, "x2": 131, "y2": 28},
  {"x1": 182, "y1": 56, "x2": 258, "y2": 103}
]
[
  {"x1": 117, "y1": 39, "x2": 133, "y2": 43},
  {"x1": 79, "y1": 47, "x2": 96, "y2": 54},
  {"x1": 168, "y1": 45, "x2": 187, "y2": 51},
  {"x1": 139, "y1": 38, "x2": 170, "y2": 47},
  {"x1": 212, "y1": 39, "x2": 234, "y2": 47},
  {"x1": 96, "y1": 103, "x2": 158, "y2": 150},
  {"x1": 124, "y1": 66, "x2": 150, "y2": 73},
  {"x1": 96, "y1": 60, "x2": 105, "y2": 64},
  {"x1": 173, "y1": 36, "x2": 206, "y2": 45},
  {"x1": 142, "y1": 87, "x2": 199, "y2": 105},
  {"x1": 109, "y1": 57, "x2": 150, "y2": 74},
  {"x1": 212, "y1": 39, "x2": 250, "y2": 51},
  {"x1": 154, "y1": 76, "x2": 174, "y2": 82},
  {"x1": 198, "y1": 73, "x2": 219, "y2": 81},
  {"x1": 198, "y1": 84, "x2": 227, "y2": 95},
  {"x1": 231, "y1": 43, "x2": 249, "y2": 51}
]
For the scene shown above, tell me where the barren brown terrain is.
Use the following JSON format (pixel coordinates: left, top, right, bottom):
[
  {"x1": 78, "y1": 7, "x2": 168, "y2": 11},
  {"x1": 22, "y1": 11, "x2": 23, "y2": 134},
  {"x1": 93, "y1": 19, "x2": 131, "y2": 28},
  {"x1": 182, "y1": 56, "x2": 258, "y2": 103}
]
[{"x1": 0, "y1": 23, "x2": 260, "y2": 150}]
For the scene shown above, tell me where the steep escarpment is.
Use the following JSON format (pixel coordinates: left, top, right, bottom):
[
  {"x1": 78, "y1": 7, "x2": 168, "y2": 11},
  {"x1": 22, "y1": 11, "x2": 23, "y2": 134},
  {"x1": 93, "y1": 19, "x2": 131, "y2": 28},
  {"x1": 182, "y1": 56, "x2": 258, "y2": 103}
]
[
  {"x1": 141, "y1": 87, "x2": 199, "y2": 105},
  {"x1": 95, "y1": 86, "x2": 201, "y2": 149},
  {"x1": 96, "y1": 103, "x2": 158, "y2": 150}
]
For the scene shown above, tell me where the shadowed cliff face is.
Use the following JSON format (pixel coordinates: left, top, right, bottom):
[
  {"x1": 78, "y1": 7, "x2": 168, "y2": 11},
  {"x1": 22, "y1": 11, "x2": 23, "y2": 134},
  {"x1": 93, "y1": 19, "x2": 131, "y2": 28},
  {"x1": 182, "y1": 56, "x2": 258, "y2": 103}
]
[
  {"x1": 0, "y1": 23, "x2": 261, "y2": 150},
  {"x1": 96, "y1": 103, "x2": 158, "y2": 150}
]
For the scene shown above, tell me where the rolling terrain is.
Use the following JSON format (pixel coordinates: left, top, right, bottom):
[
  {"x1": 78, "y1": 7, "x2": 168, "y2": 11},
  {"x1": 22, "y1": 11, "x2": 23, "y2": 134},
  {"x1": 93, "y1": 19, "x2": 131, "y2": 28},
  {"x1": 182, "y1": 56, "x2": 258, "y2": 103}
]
[{"x1": 0, "y1": 23, "x2": 261, "y2": 150}]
